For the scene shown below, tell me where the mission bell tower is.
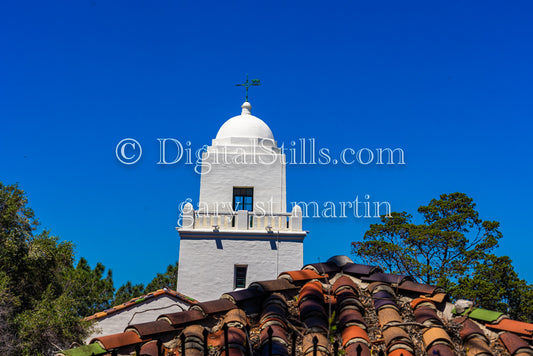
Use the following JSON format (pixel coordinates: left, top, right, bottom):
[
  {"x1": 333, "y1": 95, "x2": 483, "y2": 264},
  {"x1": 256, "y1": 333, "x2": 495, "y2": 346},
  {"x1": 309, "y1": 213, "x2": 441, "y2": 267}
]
[{"x1": 177, "y1": 101, "x2": 306, "y2": 301}]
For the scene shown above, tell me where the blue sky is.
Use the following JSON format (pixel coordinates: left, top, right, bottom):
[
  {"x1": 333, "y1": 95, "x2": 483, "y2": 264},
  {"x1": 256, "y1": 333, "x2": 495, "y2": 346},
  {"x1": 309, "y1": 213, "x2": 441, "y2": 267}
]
[{"x1": 1, "y1": 1, "x2": 532, "y2": 288}]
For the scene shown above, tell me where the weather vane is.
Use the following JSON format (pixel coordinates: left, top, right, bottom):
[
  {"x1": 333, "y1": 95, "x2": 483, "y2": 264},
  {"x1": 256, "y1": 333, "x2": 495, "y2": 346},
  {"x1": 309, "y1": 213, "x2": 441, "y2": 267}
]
[{"x1": 235, "y1": 74, "x2": 260, "y2": 102}]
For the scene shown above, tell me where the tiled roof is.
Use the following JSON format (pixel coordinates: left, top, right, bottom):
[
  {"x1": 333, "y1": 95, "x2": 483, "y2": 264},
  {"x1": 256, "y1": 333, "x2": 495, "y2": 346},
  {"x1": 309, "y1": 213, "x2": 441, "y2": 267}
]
[
  {"x1": 61, "y1": 256, "x2": 533, "y2": 356},
  {"x1": 84, "y1": 288, "x2": 197, "y2": 321}
]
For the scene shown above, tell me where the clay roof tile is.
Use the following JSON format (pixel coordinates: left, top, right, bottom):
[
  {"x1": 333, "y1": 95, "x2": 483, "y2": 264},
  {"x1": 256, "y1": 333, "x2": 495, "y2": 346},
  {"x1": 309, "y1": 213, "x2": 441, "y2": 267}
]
[
  {"x1": 344, "y1": 342, "x2": 371, "y2": 356},
  {"x1": 332, "y1": 276, "x2": 360, "y2": 296},
  {"x1": 499, "y1": 332, "x2": 533, "y2": 355},
  {"x1": 249, "y1": 279, "x2": 298, "y2": 293},
  {"x1": 422, "y1": 327, "x2": 452, "y2": 349},
  {"x1": 91, "y1": 331, "x2": 144, "y2": 350},
  {"x1": 278, "y1": 270, "x2": 327, "y2": 282},
  {"x1": 191, "y1": 299, "x2": 237, "y2": 316},
  {"x1": 464, "y1": 337, "x2": 493, "y2": 356},
  {"x1": 486, "y1": 318, "x2": 533, "y2": 337},
  {"x1": 221, "y1": 288, "x2": 264, "y2": 304},
  {"x1": 139, "y1": 340, "x2": 160, "y2": 356},
  {"x1": 157, "y1": 309, "x2": 205, "y2": 326},
  {"x1": 304, "y1": 262, "x2": 341, "y2": 275},
  {"x1": 360, "y1": 272, "x2": 413, "y2": 285},
  {"x1": 341, "y1": 325, "x2": 370, "y2": 346},
  {"x1": 125, "y1": 320, "x2": 176, "y2": 338},
  {"x1": 342, "y1": 263, "x2": 381, "y2": 277}
]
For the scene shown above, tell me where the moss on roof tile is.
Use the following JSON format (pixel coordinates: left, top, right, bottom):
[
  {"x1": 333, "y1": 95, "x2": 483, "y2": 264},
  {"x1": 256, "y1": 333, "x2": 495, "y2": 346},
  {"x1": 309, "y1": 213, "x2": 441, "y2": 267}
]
[
  {"x1": 57, "y1": 343, "x2": 106, "y2": 356},
  {"x1": 462, "y1": 308, "x2": 504, "y2": 323}
]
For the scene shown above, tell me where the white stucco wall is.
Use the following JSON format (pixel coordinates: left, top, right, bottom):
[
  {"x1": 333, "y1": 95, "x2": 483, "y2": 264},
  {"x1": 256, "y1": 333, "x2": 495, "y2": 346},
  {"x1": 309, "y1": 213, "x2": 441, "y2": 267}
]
[
  {"x1": 177, "y1": 237, "x2": 303, "y2": 302},
  {"x1": 86, "y1": 295, "x2": 189, "y2": 342},
  {"x1": 198, "y1": 144, "x2": 286, "y2": 214}
]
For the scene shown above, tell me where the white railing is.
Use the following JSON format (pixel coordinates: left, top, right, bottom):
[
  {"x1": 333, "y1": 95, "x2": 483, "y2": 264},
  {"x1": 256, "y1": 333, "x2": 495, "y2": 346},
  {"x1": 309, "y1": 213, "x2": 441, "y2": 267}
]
[{"x1": 180, "y1": 204, "x2": 303, "y2": 232}]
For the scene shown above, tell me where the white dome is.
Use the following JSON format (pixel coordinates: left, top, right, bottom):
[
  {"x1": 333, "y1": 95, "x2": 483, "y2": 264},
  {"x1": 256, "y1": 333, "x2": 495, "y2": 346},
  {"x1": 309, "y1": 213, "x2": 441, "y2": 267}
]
[{"x1": 215, "y1": 102, "x2": 274, "y2": 140}]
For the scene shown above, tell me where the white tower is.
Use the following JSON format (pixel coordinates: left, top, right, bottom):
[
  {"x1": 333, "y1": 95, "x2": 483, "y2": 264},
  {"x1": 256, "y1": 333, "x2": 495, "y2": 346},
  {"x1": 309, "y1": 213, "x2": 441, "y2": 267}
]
[{"x1": 177, "y1": 101, "x2": 306, "y2": 301}]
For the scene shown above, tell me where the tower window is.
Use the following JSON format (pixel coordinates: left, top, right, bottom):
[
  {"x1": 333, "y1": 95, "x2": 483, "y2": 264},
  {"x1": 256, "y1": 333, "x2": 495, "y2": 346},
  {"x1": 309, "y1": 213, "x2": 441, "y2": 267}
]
[
  {"x1": 233, "y1": 187, "x2": 253, "y2": 211},
  {"x1": 234, "y1": 265, "x2": 248, "y2": 289}
]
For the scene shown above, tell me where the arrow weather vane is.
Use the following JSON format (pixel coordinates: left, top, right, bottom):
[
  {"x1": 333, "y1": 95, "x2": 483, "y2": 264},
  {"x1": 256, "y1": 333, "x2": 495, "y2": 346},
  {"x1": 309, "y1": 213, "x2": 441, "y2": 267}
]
[{"x1": 235, "y1": 74, "x2": 260, "y2": 102}]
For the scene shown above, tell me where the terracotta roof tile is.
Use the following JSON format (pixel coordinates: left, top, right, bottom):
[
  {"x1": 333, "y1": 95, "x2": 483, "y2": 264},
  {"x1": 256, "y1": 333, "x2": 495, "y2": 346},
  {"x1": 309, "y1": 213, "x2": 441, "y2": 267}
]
[
  {"x1": 345, "y1": 342, "x2": 371, "y2": 356},
  {"x1": 342, "y1": 263, "x2": 381, "y2": 277},
  {"x1": 302, "y1": 315, "x2": 328, "y2": 333},
  {"x1": 388, "y1": 349, "x2": 413, "y2": 356},
  {"x1": 372, "y1": 290, "x2": 397, "y2": 310},
  {"x1": 191, "y1": 299, "x2": 237, "y2": 316},
  {"x1": 158, "y1": 309, "x2": 205, "y2": 326},
  {"x1": 300, "y1": 298, "x2": 327, "y2": 318},
  {"x1": 360, "y1": 272, "x2": 413, "y2": 285},
  {"x1": 259, "y1": 326, "x2": 288, "y2": 344},
  {"x1": 223, "y1": 309, "x2": 248, "y2": 327},
  {"x1": 499, "y1": 332, "x2": 533, "y2": 355},
  {"x1": 91, "y1": 331, "x2": 144, "y2": 350},
  {"x1": 332, "y1": 276, "x2": 360, "y2": 295},
  {"x1": 396, "y1": 280, "x2": 440, "y2": 296},
  {"x1": 427, "y1": 344, "x2": 454, "y2": 356},
  {"x1": 183, "y1": 324, "x2": 205, "y2": 339},
  {"x1": 304, "y1": 262, "x2": 341, "y2": 275},
  {"x1": 464, "y1": 336, "x2": 494, "y2": 356},
  {"x1": 367, "y1": 282, "x2": 395, "y2": 295},
  {"x1": 299, "y1": 281, "x2": 324, "y2": 303},
  {"x1": 382, "y1": 326, "x2": 410, "y2": 347},
  {"x1": 377, "y1": 307, "x2": 402, "y2": 326},
  {"x1": 125, "y1": 320, "x2": 176, "y2": 338},
  {"x1": 413, "y1": 306, "x2": 442, "y2": 325},
  {"x1": 410, "y1": 297, "x2": 435, "y2": 310},
  {"x1": 225, "y1": 326, "x2": 247, "y2": 345},
  {"x1": 341, "y1": 325, "x2": 370, "y2": 346},
  {"x1": 422, "y1": 327, "x2": 452, "y2": 349},
  {"x1": 249, "y1": 279, "x2": 298, "y2": 293},
  {"x1": 486, "y1": 318, "x2": 533, "y2": 337},
  {"x1": 303, "y1": 333, "x2": 330, "y2": 356},
  {"x1": 261, "y1": 303, "x2": 287, "y2": 321},
  {"x1": 456, "y1": 317, "x2": 487, "y2": 341},
  {"x1": 221, "y1": 287, "x2": 264, "y2": 303},
  {"x1": 139, "y1": 340, "x2": 160, "y2": 356},
  {"x1": 425, "y1": 292, "x2": 448, "y2": 304},
  {"x1": 278, "y1": 270, "x2": 327, "y2": 282},
  {"x1": 327, "y1": 255, "x2": 356, "y2": 267},
  {"x1": 338, "y1": 308, "x2": 366, "y2": 330}
]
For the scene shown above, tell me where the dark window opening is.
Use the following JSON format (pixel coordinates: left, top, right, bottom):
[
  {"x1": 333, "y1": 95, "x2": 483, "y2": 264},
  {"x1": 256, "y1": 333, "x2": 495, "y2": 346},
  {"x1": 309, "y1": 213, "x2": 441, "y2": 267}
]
[
  {"x1": 233, "y1": 187, "x2": 253, "y2": 211},
  {"x1": 235, "y1": 265, "x2": 248, "y2": 289},
  {"x1": 233, "y1": 187, "x2": 253, "y2": 227}
]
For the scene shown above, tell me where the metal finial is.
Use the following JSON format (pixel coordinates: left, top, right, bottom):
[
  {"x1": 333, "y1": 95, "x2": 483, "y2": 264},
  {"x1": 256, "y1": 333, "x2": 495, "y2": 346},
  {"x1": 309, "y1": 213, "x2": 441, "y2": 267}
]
[{"x1": 235, "y1": 74, "x2": 260, "y2": 102}]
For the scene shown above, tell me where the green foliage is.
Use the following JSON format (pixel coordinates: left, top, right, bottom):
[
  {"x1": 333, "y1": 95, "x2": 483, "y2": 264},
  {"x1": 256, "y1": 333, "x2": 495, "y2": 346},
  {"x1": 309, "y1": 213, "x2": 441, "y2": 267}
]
[
  {"x1": 145, "y1": 262, "x2": 179, "y2": 292},
  {"x1": 15, "y1": 287, "x2": 87, "y2": 355},
  {"x1": 352, "y1": 193, "x2": 501, "y2": 290},
  {"x1": 0, "y1": 182, "x2": 114, "y2": 355},
  {"x1": 0, "y1": 182, "x2": 182, "y2": 354},
  {"x1": 0, "y1": 271, "x2": 19, "y2": 355},
  {"x1": 113, "y1": 261, "x2": 179, "y2": 305},
  {"x1": 453, "y1": 254, "x2": 533, "y2": 322},
  {"x1": 64, "y1": 257, "x2": 114, "y2": 317},
  {"x1": 113, "y1": 281, "x2": 145, "y2": 305},
  {"x1": 353, "y1": 192, "x2": 533, "y2": 322}
]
